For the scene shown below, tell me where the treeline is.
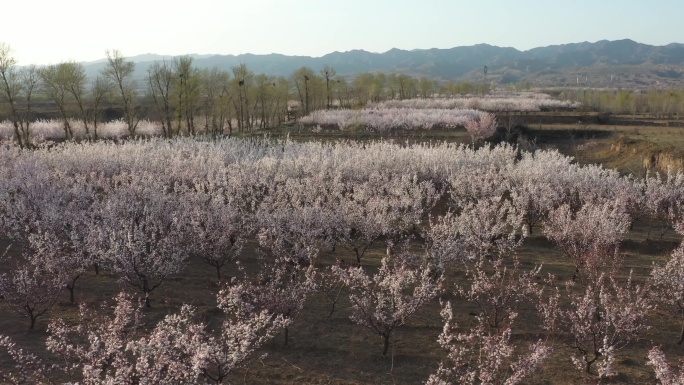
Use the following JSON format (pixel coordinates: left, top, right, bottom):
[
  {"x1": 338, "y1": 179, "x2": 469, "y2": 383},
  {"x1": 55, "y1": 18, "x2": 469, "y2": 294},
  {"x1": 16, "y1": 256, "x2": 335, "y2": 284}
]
[
  {"x1": 559, "y1": 88, "x2": 684, "y2": 117},
  {"x1": 0, "y1": 43, "x2": 506, "y2": 147},
  {"x1": 0, "y1": 46, "x2": 300, "y2": 147}
]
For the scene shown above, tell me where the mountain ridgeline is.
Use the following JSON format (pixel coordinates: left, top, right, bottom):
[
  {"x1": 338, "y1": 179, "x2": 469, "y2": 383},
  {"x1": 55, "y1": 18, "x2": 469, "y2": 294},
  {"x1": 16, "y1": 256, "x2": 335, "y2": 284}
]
[{"x1": 82, "y1": 39, "x2": 684, "y2": 88}]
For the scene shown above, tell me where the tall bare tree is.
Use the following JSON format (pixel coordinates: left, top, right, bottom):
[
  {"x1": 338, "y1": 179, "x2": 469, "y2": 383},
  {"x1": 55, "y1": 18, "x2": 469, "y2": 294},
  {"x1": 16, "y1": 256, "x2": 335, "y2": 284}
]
[
  {"x1": 40, "y1": 63, "x2": 75, "y2": 140},
  {"x1": 337, "y1": 78, "x2": 352, "y2": 109},
  {"x1": 102, "y1": 50, "x2": 138, "y2": 137},
  {"x1": 217, "y1": 75, "x2": 234, "y2": 137},
  {"x1": 89, "y1": 75, "x2": 112, "y2": 140},
  {"x1": 63, "y1": 63, "x2": 89, "y2": 139},
  {"x1": 396, "y1": 74, "x2": 416, "y2": 100},
  {"x1": 321, "y1": 66, "x2": 336, "y2": 109},
  {"x1": 231, "y1": 64, "x2": 253, "y2": 132},
  {"x1": 198, "y1": 67, "x2": 231, "y2": 138},
  {"x1": 185, "y1": 70, "x2": 201, "y2": 135},
  {"x1": 147, "y1": 61, "x2": 174, "y2": 138},
  {"x1": 291, "y1": 67, "x2": 315, "y2": 116},
  {"x1": 254, "y1": 74, "x2": 274, "y2": 129},
  {"x1": 15, "y1": 66, "x2": 39, "y2": 146},
  {"x1": 271, "y1": 76, "x2": 289, "y2": 127},
  {"x1": 173, "y1": 56, "x2": 198, "y2": 136},
  {"x1": 352, "y1": 72, "x2": 374, "y2": 107},
  {"x1": 0, "y1": 43, "x2": 28, "y2": 147},
  {"x1": 419, "y1": 77, "x2": 434, "y2": 98}
]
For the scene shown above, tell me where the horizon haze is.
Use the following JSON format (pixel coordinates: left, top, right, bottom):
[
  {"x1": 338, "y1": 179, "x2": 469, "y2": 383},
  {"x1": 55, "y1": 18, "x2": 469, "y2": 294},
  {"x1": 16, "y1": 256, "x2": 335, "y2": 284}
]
[{"x1": 2, "y1": 0, "x2": 682, "y2": 65}]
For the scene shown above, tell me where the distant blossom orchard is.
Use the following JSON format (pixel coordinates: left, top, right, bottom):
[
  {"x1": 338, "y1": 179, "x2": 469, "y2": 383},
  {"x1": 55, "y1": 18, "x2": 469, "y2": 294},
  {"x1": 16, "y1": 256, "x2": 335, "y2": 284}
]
[
  {"x1": 299, "y1": 108, "x2": 492, "y2": 132},
  {"x1": 0, "y1": 119, "x2": 162, "y2": 142},
  {"x1": 367, "y1": 92, "x2": 581, "y2": 112}
]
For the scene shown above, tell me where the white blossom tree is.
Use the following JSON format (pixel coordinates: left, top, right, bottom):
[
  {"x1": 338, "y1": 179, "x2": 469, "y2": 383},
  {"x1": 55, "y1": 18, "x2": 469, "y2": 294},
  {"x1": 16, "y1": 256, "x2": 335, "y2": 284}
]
[
  {"x1": 427, "y1": 199, "x2": 524, "y2": 266},
  {"x1": 95, "y1": 174, "x2": 188, "y2": 307},
  {"x1": 426, "y1": 302, "x2": 552, "y2": 385},
  {"x1": 464, "y1": 112, "x2": 498, "y2": 144},
  {"x1": 651, "y1": 222, "x2": 684, "y2": 344},
  {"x1": 538, "y1": 273, "x2": 651, "y2": 378},
  {"x1": 457, "y1": 255, "x2": 541, "y2": 329},
  {"x1": 0, "y1": 290, "x2": 289, "y2": 384},
  {"x1": 0, "y1": 233, "x2": 65, "y2": 329},
  {"x1": 334, "y1": 256, "x2": 442, "y2": 355},
  {"x1": 338, "y1": 173, "x2": 438, "y2": 265},
  {"x1": 543, "y1": 202, "x2": 630, "y2": 281},
  {"x1": 178, "y1": 183, "x2": 253, "y2": 282},
  {"x1": 222, "y1": 257, "x2": 316, "y2": 346},
  {"x1": 647, "y1": 346, "x2": 684, "y2": 385}
]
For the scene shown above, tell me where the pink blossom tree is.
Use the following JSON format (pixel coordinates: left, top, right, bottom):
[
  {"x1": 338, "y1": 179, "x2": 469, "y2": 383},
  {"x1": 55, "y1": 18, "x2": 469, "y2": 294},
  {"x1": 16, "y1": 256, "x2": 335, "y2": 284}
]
[
  {"x1": 0, "y1": 238, "x2": 64, "y2": 329},
  {"x1": 647, "y1": 346, "x2": 684, "y2": 385},
  {"x1": 427, "y1": 199, "x2": 524, "y2": 266},
  {"x1": 27, "y1": 172, "x2": 96, "y2": 303},
  {"x1": 426, "y1": 302, "x2": 552, "y2": 385},
  {"x1": 508, "y1": 150, "x2": 573, "y2": 234},
  {"x1": 0, "y1": 290, "x2": 290, "y2": 384},
  {"x1": 0, "y1": 335, "x2": 56, "y2": 384},
  {"x1": 0, "y1": 161, "x2": 97, "y2": 305},
  {"x1": 45, "y1": 292, "x2": 144, "y2": 384},
  {"x1": 333, "y1": 256, "x2": 442, "y2": 355},
  {"x1": 457, "y1": 255, "x2": 541, "y2": 329},
  {"x1": 543, "y1": 202, "x2": 630, "y2": 281},
  {"x1": 338, "y1": 173, "x2": 438, "y2": 265},
  {"x1": 254, "y1": 175, "x2": 345, "y2": 266},
  {"x1": 178, "y1": 184, "x2": 253, "y2": 282},
  {"x1": 537, "y1": 273, "x2": 651, "y2": 378},
  {"x1": 447, "y1": 166, "x2": 512, "y2": 209},
  {"x1": 198, "y1": 301, "x2": 290, "y2": 383},
  {"x1": 25, "y1": 227, "x2": 91, "y2": 304},
  {"x1": 95, "y1": 175, "x2": 188, "y2": 307},
  {"x1": 127, "y1": 301, "x2": 289, "y2": 384},
  {"x1": 464, "y1": 113, "x2": 498, "y2": 144},
  {"x1": 0, "y1": 163, "x2": 66, "y2": 238},
  {"x1": 643, "y1": 170, "x2": 684, "y2": 238},
  {"x1": 256, "y1": 204, "x2": 337, "y2": 266},
  {"x1": 126, "y1": 304, "x2": 206, "y2": 384},
  {"x1": 222, "y1": 257, "x2": 316, "y2": 346},
  {"x1": 317, "y1": 263, "x2": 346, "y2": 318},
  {"x1": 650, "y1": 223, "x2": 684, "y2": 344}
]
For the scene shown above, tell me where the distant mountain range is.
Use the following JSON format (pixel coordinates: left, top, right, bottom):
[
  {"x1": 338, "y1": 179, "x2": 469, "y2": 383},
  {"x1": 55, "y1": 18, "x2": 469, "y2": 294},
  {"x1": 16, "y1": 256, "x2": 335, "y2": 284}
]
[{"x1": 81, "y1": 39, "x2": 684, "y2": 88}]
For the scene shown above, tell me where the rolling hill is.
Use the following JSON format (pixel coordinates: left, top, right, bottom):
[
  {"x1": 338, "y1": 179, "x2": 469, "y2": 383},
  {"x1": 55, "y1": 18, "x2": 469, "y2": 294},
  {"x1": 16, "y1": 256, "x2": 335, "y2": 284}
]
[{"x1": 82, "y1": 39, "x2": 684, "y2": 88}]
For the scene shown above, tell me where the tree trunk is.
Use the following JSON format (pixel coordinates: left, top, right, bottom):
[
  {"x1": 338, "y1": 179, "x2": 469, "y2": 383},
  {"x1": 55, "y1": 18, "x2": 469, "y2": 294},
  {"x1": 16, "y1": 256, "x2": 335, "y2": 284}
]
[
  {"x1": 67, "y1": 284, "x2": 75, "y2": 304},
  {"x1": 12, "y1": 121, "x2": 24, "y2": 149},
  {"x1": 382, "y1": 333, "x2": 390, "y2": 356},
  {"x1": 327, "y1": 301, "x2": 336, "y2": 318},
  {"x1": 67, "y1": 275, "x2": 80, "y2": 304}
]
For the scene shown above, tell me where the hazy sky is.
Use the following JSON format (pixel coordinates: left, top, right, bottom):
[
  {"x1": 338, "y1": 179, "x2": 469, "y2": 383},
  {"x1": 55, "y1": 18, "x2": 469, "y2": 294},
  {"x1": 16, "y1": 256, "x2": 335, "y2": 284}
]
[{"x1": 2, "y1": 0, "x2": 681, "y2": 65}]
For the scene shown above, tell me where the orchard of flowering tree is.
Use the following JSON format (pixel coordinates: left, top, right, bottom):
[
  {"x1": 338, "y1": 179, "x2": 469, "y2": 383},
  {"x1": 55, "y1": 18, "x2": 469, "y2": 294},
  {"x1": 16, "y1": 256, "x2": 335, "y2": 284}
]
[
  {"x1": 0, "y1": 136, "x2": 683, "y2": 384},
  {"x1": 2, "y1": 40, "x2": 684, "y2": 384}
]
